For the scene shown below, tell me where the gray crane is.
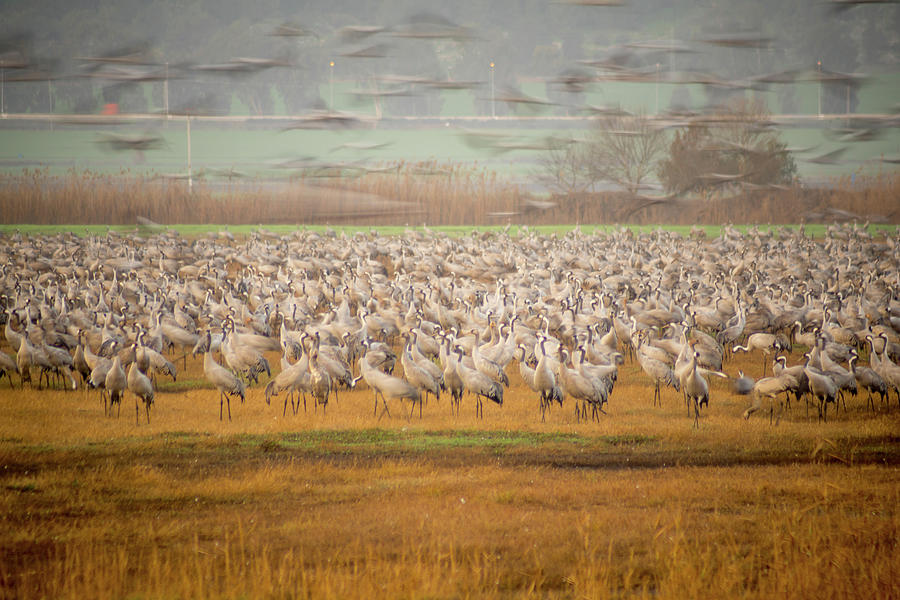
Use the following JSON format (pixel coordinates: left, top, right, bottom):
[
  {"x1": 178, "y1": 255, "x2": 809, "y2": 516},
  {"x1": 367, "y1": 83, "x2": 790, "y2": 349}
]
[
  {"x1": 635, "y1": 331, "x2": 679, "y2": 407},
  {"x1": 682, "y1": 351, "x2": 708, "y2": 428},
  {"x1": 195, "y1": 330, "x2": 245, "y2": 421},
  {"x1": 307, "y1": 348, "x2": 332, "y2": 414},
  {"x1": 127, "y1": 362, "x2": 154, "y2": 425},
  {"x1": 848, "y1": 351, "x2": 887, "y2": 412},
  {"x1": 359, "y1": 352, "x2": 421, "y2": 420},
  {"x1": 742, "y1": 374, "x2": 795, "y2": 424},
  {"x1": 265, "y1": 343, "x2": 310, "y2": 416},
  {"x1": 733, "y1": 332, "x2": 787, "y2": 376},
  {"x1": 104, "y1": 355, "x2": 127, "y2": 418},
  {"x1": 804, "y1": 363, "x2": 838, "y2": 422},
  {"x1": 400, "y1": 333, "x2": 440, "y2": 408},
  {"x1": 439, "y1": 335, "x2": 464, "y2": 416},
  {"x1": 454, "y1": 346, "x2": 503, "y2": 419},
  {"x1": 0, "y1": 350, "x2": 19, "y2": 388}
]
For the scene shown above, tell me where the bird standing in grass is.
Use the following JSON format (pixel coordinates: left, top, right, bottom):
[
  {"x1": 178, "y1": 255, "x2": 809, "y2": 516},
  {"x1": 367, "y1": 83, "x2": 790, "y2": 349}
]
[
  {"x1": 127, "y1": 362, "x2": 154, "y2": 425},
  {"x1": 195, "y1": 330, "x2": 245, "y2": 421}
]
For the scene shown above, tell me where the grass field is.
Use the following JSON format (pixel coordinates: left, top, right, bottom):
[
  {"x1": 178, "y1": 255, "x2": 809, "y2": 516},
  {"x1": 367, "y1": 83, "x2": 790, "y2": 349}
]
[{"x1": 1, "y1": 345, "x2": 898, "y2": 599}]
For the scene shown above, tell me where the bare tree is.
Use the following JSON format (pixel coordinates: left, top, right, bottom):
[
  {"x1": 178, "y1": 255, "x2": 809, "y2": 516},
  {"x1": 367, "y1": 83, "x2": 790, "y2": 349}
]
[
  {"x1": 587, "y1": 112, "x2": 668, "y2": 194},
  {"x1": 534, "y1": 138, "x2": 594, "y2": 195}
]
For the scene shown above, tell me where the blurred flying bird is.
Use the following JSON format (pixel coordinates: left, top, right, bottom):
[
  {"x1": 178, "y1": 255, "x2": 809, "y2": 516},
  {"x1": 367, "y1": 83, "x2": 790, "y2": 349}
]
[
  {"x1": 548, "y1": 68, "x2": 596, "y2": 93},
  {"x1": 554, "y1": 0, "x2": 625, "y2": 5},
  {"x1": 340, "y1": 43, "x2": 392, "y2": 59},
  {"x1": 805, "y1": 147, "x2": 848, "y2": 165},
  {"x1": 76, "y1": 41, "x2": 156, "y2": 65},
  {"x1": 330, "y1": 140, "x2": 392, "y2": 152},
  {"x1": 390, "y1": 13, "x2": 477, "y2": 41},
  {"x1": 350, "y1": 85, "x2": 412, "y2": 98},
  {"x1": 338, "y1": 25, "x2": 387, "y2": 43},
  {"x1": 269, "y1": 22, "x2": 317, "y2": 37},
  {"x1": 827, "y1": 0, "x2": 900, "y2": 13},
  {"x1": 699, "y1": 32, "x2": 774, "y2": 49},
  {"x1": 96, "y1": 133, "x2": 166, "y2": 163},
  {"x1": 281, "y1": 110, "x2": 367, "y2": 130},
  {"x1": 192, "y1": 55, "x2": 291, "y2": 76},
  {"x1": 492, "y1": 85, "x2": 556, "y2": 113}
]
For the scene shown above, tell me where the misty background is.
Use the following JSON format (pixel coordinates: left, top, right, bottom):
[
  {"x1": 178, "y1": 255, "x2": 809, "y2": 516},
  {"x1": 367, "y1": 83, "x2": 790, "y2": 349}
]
[{"x1": 2, "y1": 0, "x2": 898, "y2": 117}]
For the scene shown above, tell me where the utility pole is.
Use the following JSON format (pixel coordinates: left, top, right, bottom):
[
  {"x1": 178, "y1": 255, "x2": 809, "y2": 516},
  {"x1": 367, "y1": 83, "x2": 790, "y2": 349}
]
[
  {"x1": 329, "y1": 61, "x2": 335, "y2": 109},
  {"x1": 164, "y1": 62, "x2": 169, "y2": 121},
  {"x1": 490, "y1": 61, "x2": 495, "y2": 118},
  {"x1": 817, "y1": 59, "x2": 822, "y2": 117},
  {"x1": 655, "y1": 63, "x2": 660, "y2": 114},
  {"x1": 186, "y1": 117, "x2": 192, "y2": 192}
]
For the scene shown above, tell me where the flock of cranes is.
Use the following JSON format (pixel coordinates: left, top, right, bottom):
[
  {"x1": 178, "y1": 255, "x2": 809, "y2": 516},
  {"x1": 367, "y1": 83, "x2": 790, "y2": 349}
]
[{"x1": 1, "y1": 222, "x2": 900, "y2": 428}]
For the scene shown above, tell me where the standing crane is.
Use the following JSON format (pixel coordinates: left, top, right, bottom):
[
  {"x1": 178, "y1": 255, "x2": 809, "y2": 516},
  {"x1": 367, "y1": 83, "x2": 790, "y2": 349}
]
[
  {"x1": 194, "y1": 330, "x2": 245, "y2": 421},
  {"x1": 127, "y1": 362, "x2": 154, "y2": 425},
  {"x1": 358, "y1": 351, "x2": 421, "y2": 420}
]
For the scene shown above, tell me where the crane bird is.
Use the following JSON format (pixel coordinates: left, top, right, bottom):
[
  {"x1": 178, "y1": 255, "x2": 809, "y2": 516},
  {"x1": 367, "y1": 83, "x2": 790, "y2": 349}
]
[
  {"x1": 307, "y1": 348, "x2": 332, "y2": 414},
  {"x1": 105, "y1": 355, "x2": 127, "y2": 418},
  {"x1": 439, "y1": 335, "x2": 464, "y2": 416},
  {"x1": 455, "y1": 346, "x2": 503, "y2": 419},
  {"x1": 635, "y1": 331, "x2": 679, "y2": 406},
  {"x1": 515, "y1": 344, "x2": 562, "y2": 422},
  {"x1": 533, "y1": 339, "x2": 564, "y2": 422},
  {"x1": 0, "y1": 350, "x2": 19, "y2": 388},
  {"x1": 742, "y1": 373, "x2": 795, "y2": 424},
  {"x1": 471, "y1": 335, "x2": 509, "y2": 387},
  {"x1": 557, "y1": 348, "x2": 608, "y2": 422},
  {"x1": 848, "y1": 351, "x2": 887, "y2": 412},
  {"x1": 265, "y1": 343, "x2": 311, "y2": 416},
  {"x1": 682, "y1": 351, "x2": 708, "y2": 428},
  {"x1": 400, "y1": 333, "x2": 440, "y2": 407},
  {"x1": 194, "y1": 330, "x2": 245, "y2": 421},
  {"x1": 804, "y1": 363, "x2": 838, "y2": 422},
  {"x1": 874, "y1": 333, "x2": 900, "y2": 408},
  {"x1": 222, "y1": 317, "x2": 271, "y2": 384},
  {"x1": 358, "y1": 352, "x2": 421, "y2": 420},
  {"x1": 127, "y1": 362, "x2": 154, "y2": 425},
  {"x1": 732, "y1": 332, "x2": 787, "y2": 376},
  {"x1": 733, "y1": 370, "x2": 754, "y2": 396}
]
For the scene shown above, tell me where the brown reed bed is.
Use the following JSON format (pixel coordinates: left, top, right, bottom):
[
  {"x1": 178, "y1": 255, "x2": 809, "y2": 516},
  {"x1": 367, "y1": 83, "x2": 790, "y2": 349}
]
[{"x1": 0, "y1": 166, "x2": 897, "y2": 226}]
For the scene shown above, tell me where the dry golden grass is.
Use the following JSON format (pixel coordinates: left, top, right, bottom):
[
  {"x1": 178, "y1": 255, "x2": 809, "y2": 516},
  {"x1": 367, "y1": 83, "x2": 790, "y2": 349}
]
[
  {"x1": 1, "y1": 345, "x2": 898, "y2": 599},
  {"x1": 1, "y1": 168, "x2": 897, "y2": 227},
  {"x1": 0, "y1": 164, "x2": 524, "y2": 227}
]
